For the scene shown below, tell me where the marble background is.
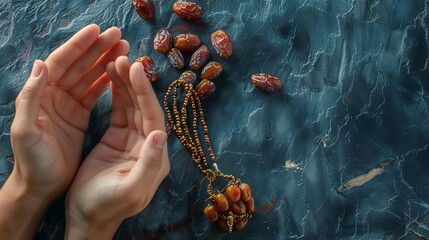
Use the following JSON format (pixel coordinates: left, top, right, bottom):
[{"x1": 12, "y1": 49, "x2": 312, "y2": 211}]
[{"x1": 1, "y1": 0, "x2": 429, "y2": 239}]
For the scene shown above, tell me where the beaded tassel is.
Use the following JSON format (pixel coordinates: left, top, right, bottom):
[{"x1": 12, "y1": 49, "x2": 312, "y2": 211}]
[{"x1": 164, "y1": 79, "x2": 255, "y2": 233}]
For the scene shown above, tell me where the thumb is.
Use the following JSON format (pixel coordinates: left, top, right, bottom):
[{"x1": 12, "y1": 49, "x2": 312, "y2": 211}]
[
  {"x1": 126, "y1": 130, "x2": 168, "y2": 190},
  {"x1": 15, "y1": 60, "x2": 48, "y2": 125}
]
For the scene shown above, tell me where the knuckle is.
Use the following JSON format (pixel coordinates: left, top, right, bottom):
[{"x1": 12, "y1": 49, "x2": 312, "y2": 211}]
[
  {"x1": 49, "y1": 54, "x2": 69, "y2": 70},
  {"x1": 145, "y1": 153, "x2": 159, "y2": 168},
  {"x1": 143, "y1": 113, "x2": 158, "y2": 121},
  {"x1": 73, "y1": 62, "x2": 89, "y2": 75},
  {"x1": 19, "y1": 85, "x2": 34, "y2": 100}
]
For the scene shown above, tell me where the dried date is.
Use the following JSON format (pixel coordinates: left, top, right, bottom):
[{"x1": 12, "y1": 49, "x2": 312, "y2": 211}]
[
  {"x1": 136, "y1": 56, "x2": 158, "y2": 83},
  {"x1": 196, "y1": 79, "x2": 216, "y2": 99},
  {"x1": 250, "y1": 73, "x2": 282, "y2": 93},
  {"x1": 174, "y1": 33, "x2": 201, "y2": 52},
  {"x1": 167, "y1": 48, "x2": 185, "y2": 69},
  {"x1": 179, "y1": 70, "x2": 197, "y2": 84},
  {"x1": 133, "y1": 0, "x2": 154, "y2": 21},
  {"x1": 211, "y1": 30, "x2": 233, "y2": 58},
  {"x1": 201, "y1": 61, "x2": 222, "y2": 80},
  {"x1": 172, "y1": 1, "x2": 203, "y2": 20},
  {"x1": 189, "y1": 45, "x2": 210, "y2": 70},
  {"x1": 153, "y1": 29, "x2": 173, "y2": 54}
]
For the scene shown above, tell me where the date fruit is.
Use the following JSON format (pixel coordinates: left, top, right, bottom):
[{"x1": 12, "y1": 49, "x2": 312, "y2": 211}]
[
  {"x1": 172, "y1": 1, "x2": 203, "y2": 20},
  {"x1": 201, "y1": 61, "x2": 222, "y2": 80},
  {"x1": 174, "y1": 33, "x2": 201, "y2": 52},
  {"x1": 153, "y1": 29, "x2": 173, "y2": 54},
  {"x1": 133, "y1": 0, "x2": 154, "y2": 21},
  {"x1": 189, "y1": 45, "x2": 210, "y2": 71},
  {"x1": 167, "y1": 48, "x2": 185, "y2": 69},
  {"x1": 250, "y1": 73, "x2": 282, "y2": 93},
  {"x1": 196, "y1": 79, "x2": 216, "y2": 99},
  {"x1": 136, "y1": 56, "x2": 158, "y2": 83},
  {"x1": 179, "y1": 70, "x2": 197, "y2": 84},
  {"x1": 211, "y1": 30, "x2": 233, "y2": 58}
]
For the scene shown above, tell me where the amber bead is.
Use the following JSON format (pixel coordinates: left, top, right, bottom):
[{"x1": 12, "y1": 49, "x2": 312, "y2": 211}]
[
  {"x1": 246, "y1": 197, "x2": 255, "y2": 214},
  {"x1": 225, "y1": 185, "x2": 241, "y2": 202},
  {"x1": 230, "y1": 200, "x2": 246, "y2": 215},
  {"x1": 234, "y1": 218, "x2": 248, "y2": 231},
  {"x1": 216, "y1": 219, "x2": 229, "y2": 232},
  {"x1": 201, "y1": 61, "x2": 222, "y2": 80},
  {"x1": 203, "y1": 205, "x2": 218, "y2": 222},
  {"x1": 213, "y1": 193, "x2": 229, "y2": 212},
  {"x1": 239, "y1": 183, "x2": 252, "y2": 202}
]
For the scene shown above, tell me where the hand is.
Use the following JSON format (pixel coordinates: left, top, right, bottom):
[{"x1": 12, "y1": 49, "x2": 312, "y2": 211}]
[
  {"x1": 10, "y1": 24, "x2": 129, "y2": 200},
  {"x1": 0, "y1": 24, "x2": 129, "y2": 240},
  {"x1": 65, "y1": 57, "x2": 170, "y2": 239}
]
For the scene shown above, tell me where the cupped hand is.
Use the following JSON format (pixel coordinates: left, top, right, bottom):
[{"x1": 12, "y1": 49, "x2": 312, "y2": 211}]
[
  {"x1": 65, "y1": 57, "x2": 170, "y2": 238},
  {"x1": 10, "y1": 24, "x2": 130, "y2": 201}
]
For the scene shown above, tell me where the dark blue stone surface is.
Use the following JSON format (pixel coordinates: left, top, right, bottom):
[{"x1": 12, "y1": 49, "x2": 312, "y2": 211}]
[{"x1": 1, "y1": 0, "x2": 429, "y2": 239}]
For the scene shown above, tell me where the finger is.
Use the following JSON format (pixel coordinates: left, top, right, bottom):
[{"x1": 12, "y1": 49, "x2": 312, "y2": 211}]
[
  {"x1": 56, "y1": 27, "x2": 122, "y2": 89},
  {"x1": 147, "y1": 146, "x2": 170, "y2": 201},
  {"x1": 106, "y1": 60, "x2": 133, "y2": 107},
  {"x1": 45, "y1": 24, "x2": 100, "y2": 83},
  {"x1": 14, "y1": 60, "x2": 48, "y2": 127},
  {"x1": 110, "y1": 82, "x2": 128, "y2": 128},
  {"x1": 107, "y1": 59, "x2": 136, "y2": 130},
  {"x1": 129, "y1": 62, "x2": 165, "y2": 136},
  {"x1": 79, "y1": 73, "x2": 110, "y2": 110},
  {"x1": 68, "y1": 39, "x2": 130, "y2": 99},
  {"x1": 124, "y1": 130, "x2": 168, "y2": 196},
  {"x1": 116, "y1": 57, "x2": 142, "y2": 131}
]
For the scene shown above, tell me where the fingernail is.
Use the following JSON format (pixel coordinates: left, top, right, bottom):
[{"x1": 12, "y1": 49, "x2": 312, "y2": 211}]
[
  {"x1": 31, "y1": 61, "x2": 42, "y2": 78},
  {"x1": 153, "y1": 132, "x2": 167, "y2": 149}
]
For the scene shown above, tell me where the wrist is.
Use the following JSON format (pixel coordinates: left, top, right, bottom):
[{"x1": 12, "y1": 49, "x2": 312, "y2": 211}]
[
  {"x1": 8, "y1": 165, "x2": 63, "y2": 203},
  {"x1": 2, "y1": 170, "x2": 52, "y2": 209},
  {"x1": 65, "y1": 216, "x2": 121, "y2": 240},
  {"x1": 0, "y1": 172, "x2": 52, "y2": 240}
]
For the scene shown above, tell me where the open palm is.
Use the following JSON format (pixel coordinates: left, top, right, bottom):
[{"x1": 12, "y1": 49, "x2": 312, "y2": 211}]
[
  {"x1": 66, "y1": 57, "x2": 169, "y2": 231},
  {"x1": 10, "y1": 25, "x2": 129, "y2": 200}
]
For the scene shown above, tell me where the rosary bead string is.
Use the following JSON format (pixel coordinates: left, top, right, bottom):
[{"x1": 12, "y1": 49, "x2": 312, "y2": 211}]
[
  {"x1": 164, "y1": 79, "x2": 234, "y2": 178},
  {"x1": 164, "y1": 79, "x2": 253, "y2": 233}
]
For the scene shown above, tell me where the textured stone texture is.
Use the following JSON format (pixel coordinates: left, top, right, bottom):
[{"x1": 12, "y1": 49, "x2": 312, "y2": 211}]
[{"x1": 1, "y1": 0, "x2": 429, "y2": 239}]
